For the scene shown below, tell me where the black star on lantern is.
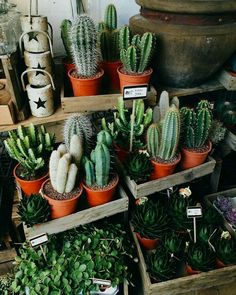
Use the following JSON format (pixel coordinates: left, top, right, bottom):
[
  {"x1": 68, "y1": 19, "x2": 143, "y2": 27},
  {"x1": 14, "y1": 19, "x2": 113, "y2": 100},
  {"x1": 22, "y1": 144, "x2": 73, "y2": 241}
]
[
  {"x1": 32, "y1": 63, "x2": 46, "y2": 76},
  {"x1": 27, "y1": 32, "x2": 39, "y2": 42},
  {"x1": 34, "y1": 97, "x2": 46, "y2": 109}
]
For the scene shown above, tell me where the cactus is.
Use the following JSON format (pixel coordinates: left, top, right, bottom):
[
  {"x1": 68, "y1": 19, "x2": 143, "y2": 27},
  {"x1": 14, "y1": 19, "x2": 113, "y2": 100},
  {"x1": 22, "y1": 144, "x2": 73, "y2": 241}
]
[
  {"x1": 63, "y1": 113, "x2": 93, "y2": 156},
  {"x1": 60, "y1": 19, "x2": 72, "y2": 61},
  {"x1": 180, "y1": 100, "x2": 212, "y2": 149},
  {"x1": 70, "y1": 14, "x2": 98, "y2": 78},
  {"x1": 4, "y1": 123, "x2": 55, "y2": 179},
  {"x1": 119, "y1": 25, "x2": 131, "y2": 50},
  {"x1": 147, "y1": 123, "x2": 160, "y2": 159},
  {"x1": 104, "y1": 4, "x2": 117, "y2": 31}
]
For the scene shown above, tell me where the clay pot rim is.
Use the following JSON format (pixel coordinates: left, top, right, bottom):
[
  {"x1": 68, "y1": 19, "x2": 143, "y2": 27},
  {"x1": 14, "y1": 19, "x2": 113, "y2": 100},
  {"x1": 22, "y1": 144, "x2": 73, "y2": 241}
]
[
  {"x1": 41, "y1": 179, "x2": 83, "y2": 203},
  {"x1": 150, "y1": 152, "x2": 181, "y2": 167},
  {"x1": 135, "y1": 231, "x2": 160, "y2": 241},
  {"x1": 68, "y1": 68, "x2": 104, "y2": 82},
  {"x1": 181, "y1": 141, "x2": 212, "y2": 155},
  {"x1": 13, "y1": 163, "x2": 48, "y2": 183},
  {"x1": 185, "y1": 263, "x2": 202, "y2": 275},
  {"x1": 82, "y1": 174, "x2": 119, "y2": 193},
  {"x1": 100, "y1": 60, "x2": 122, "y2": 66},
  {"x1": 117, "y1": 66, "x2": 153, "y2": 77}
]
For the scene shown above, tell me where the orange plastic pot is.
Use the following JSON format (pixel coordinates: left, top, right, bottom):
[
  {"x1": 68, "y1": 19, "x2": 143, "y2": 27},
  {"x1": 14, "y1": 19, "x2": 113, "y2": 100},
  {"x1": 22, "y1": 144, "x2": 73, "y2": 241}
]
[
  {"x1": 62, "y1": 57, "x2": 75, "y2": 76},
  {"x1": 185, "y1": 264, "x2": 201, "y2": 275},
  {"x1": 68, "y1": 68, "x2": 104, "y2": 96},
  {"x1": 180, "y1": 141, "x2": 212, "y2": 170},
  {"x1": 13, "y1": 164, "x2": 48, "y2": 196},
  {"x1": 100, "y1": 60, "x2": 122, "y2": 92},
  {"x1": 82, "y1": 174, "x2": 119, "y2": 207},
  {"x1": 41, "y1": 179, "x2": 83, "y2": 219},
  {"x1": 136, "y1": 232, "x2": 159, "y2": 250},
  {"x1": 216, "y1": 258, "x2": 227, "y2": 269},
  {"x1": 117, "y1": 66, "x2": 153, "y2": 94},
  {"x1": 150, "y1": 153, "x2": 181, "y2": 180}
]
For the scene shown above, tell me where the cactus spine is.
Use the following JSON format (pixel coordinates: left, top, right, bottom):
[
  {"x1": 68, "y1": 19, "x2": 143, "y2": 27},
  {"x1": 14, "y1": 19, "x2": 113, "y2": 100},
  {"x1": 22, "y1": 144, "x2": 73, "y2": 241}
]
[
  {"x1": 60, "y1": 19, "x2": 72, "y2": 61},
  {"x1": 70, "y1": 14, "x2": 98, "y2": 77}
]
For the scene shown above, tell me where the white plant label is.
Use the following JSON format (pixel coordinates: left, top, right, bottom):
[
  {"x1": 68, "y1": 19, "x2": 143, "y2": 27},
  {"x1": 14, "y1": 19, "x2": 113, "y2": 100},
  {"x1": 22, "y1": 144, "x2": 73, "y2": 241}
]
[
  {"x1": 92, "y1": 278, "x2": 111, "y2": 287},
  {"x1": 123, "y1": 85, "x2": 148, "y2": 100},
  {"x1": 29, "y1": 233, "x2": 49, "y2": 247},
  {"x1": 187, "y1": 206, "x2": 203, "y2": 218}
]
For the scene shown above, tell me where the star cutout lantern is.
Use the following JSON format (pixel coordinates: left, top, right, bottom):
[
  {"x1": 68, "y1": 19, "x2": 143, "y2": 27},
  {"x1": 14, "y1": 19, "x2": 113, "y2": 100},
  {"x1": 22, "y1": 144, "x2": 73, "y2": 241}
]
[
  {"x1": 32, "y1": 63, "x2": 46, "y2": 76},
  {"x1": 27, "y1": 32, "x2": 39, "y2": 42},
  {"x1": 34, "y1": 97, "x2": 46, "y2": 109}
]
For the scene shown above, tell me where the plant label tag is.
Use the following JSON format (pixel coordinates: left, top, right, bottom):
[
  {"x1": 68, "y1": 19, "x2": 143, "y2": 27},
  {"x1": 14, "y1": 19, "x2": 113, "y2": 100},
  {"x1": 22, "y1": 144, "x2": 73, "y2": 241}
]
[
  {"x1": 29, "y1": 233, "x2": 49, "y2": 247},
  {"x1": 123, "y1": 85, "x2": 148, "y2": 100},
  {"x1": 187, "y1": 206, "x2": 203, "y2": 218},
  {"x1": 92, "y1": 278, "x2": 111, "y2": 287}
]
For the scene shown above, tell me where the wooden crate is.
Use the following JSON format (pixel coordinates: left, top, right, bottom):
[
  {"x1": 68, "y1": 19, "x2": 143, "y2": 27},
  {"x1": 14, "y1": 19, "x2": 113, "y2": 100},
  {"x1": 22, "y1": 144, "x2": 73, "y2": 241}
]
[
  {"x1": 130, "y1": 225, "x2": 236, "y2": 295},
  {"x1": 204, "y1": 188, "x2": 236, "y2": 239},
  {"x1": 0, "y1": 79, "x2": 16, "y2": 125},
  {"x1": 123, "y1": 157, "x2": 216, "y2": 199},
  {"x1": 217, "y1": 69, "x2": 236, "y2": 90},
  {"x1": 24, "y1": 186, "x2": 129, "y2": 239}
]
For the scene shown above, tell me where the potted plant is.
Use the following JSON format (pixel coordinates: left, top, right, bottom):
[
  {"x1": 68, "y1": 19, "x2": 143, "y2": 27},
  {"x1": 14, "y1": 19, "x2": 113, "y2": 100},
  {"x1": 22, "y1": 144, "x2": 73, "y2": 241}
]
[
  {"x1": 180, "y1": 100, "x2": 213, "y2": 169},
  {"x1": 117, "y1": 25, "x2": 155, "y2": 93},
  {"x1": 4, "y1": 123, "x2": 55, "y2": 196},
  {"x1": 163, "y1": 231, "x2": 187, "y2": 260},
  {"x1": 82, "y1": 130, "x2": 119, "y2": 207},
  {"x1": 98, "y1": 4, "x2": 122, "y2": 92},
  {"x1": 68, "y1": 14, "x2": 104, "y2": 96},
  {"x1": 131, "y1": 198, "x2": 170, "y2": 250}
]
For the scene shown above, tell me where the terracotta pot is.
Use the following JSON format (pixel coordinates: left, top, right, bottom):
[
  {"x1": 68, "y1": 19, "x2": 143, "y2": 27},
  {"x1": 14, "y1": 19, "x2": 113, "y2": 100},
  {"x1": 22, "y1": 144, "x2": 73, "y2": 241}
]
[
  {"x1": 100, "y1": 60, "x2": 122, "y2": 92},
  {"x1": 136, "y1": 232, "x2": 159, "y2": 250},
  {"x1": 216, "y1": 258, "x2": 227, "y2": 269},
  {"x1": 150, "y1": 153, "x2": 181, "y2": 180},
  {"x1": 62, "y1": 57, "x2": 75, "y2": 76},
  {"x1": 185, "y1": 264, "x2": 201, "y2": 275},
  {"x1": 114, "y1": 143, "x2": 130, "y2": 163},
  {"x1": 68, "y1": 68, "x2": 104, "y2": 97},
  {"x1": 82, "y1": 174, "x2": 119, "y2": 207},
  {"x1": 13, "y1": 164, "x2": 48, "y2": 197},
  {"x1": 180, "y1": 141, "x2": 212, "y2": 170},
  {"x1": 117, "y1": 66, "x2": 153, "y2": 94},
  {"x1": 41, "y1": 179, "x2": 83, "y2": 219}
]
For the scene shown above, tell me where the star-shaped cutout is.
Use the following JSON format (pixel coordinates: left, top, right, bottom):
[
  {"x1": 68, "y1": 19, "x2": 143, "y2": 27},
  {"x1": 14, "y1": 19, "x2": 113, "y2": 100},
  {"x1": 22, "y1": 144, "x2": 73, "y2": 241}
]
[
  {"x1": 32, "y1": 63, "x2": 46, "y2": 76},
  {"x1": 27, "y1": 32, "x2": 39, "y2": 42},
  {"x1": 34, "y1": 97, "x2": 46, "y2": 109}
]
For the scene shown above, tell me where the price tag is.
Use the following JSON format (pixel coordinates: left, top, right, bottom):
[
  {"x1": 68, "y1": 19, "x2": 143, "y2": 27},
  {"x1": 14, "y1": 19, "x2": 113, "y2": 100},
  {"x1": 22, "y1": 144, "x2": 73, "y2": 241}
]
[
  {"x1": 29, "y1": 233, "x2": 49, "y2": 247},
  {"x1": 187, "y1": 206, "x2": 203, "y2": 218},
  {"x1": 123, "y1": 85, "x2": 148, "y2": 100},
  {"x1": 92, "y1": 278, "x2": 111, "y2": 287}
]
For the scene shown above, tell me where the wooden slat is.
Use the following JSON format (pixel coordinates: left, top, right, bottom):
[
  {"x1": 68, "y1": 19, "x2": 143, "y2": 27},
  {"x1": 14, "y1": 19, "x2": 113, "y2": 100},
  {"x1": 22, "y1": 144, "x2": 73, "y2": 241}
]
[
  {"x1": 24, "y1": 187, "x2": 129, "y2": 238},
  {"x1": 0, "y1": 249, "x2": 16, "y2": 264},
  {"x1": 217, "y1": 70, "x2": 236, "y2": 91},
  {"x1": 125, "y1": 157, "x2": 216, "y2": 198}
]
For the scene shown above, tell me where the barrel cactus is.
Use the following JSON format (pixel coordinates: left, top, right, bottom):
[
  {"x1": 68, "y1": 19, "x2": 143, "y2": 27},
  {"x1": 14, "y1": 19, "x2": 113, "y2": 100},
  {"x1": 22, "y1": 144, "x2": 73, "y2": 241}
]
[{"x1": 70, "y1": 14, "x2": 98, "y2": 78}]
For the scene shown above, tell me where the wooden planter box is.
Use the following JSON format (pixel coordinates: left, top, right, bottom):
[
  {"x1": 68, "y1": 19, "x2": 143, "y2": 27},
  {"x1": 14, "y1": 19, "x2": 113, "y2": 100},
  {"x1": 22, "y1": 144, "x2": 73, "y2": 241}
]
[
  {"x1": 0, "y1": 79, "x2": 16, "y2": 125},
  {"x1": 124, "y1": 157, "x2": 216, "y2": 198},
  {"x1": 130, "y1": 224, "x2": 236, "y2": 295},
  {"x1": 24, "y1": 186, "x2": 129, "y2": 239},
  {"x1": 204, "y1": 188, "x2": 236, "y2": 239}
]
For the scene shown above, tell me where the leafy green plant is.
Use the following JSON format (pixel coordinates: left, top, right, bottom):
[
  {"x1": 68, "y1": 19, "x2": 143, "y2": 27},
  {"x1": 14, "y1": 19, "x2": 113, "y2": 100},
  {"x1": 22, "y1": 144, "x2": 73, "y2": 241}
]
[
  {"x1": 163, "y1": 231, "x2": 187, "y2": 258},
  {"x1": 131, "y1": 199, "x2": 170, "y2": 239},
  {"x1": 18, "y1": 194, "x2": 50, "y2": 227},
  {"x1": 0, "y1": 274, "x2": 13, "y2": 295},
  {"x1": 4, "y1": 123, "x2": 55, "y2": 179}
]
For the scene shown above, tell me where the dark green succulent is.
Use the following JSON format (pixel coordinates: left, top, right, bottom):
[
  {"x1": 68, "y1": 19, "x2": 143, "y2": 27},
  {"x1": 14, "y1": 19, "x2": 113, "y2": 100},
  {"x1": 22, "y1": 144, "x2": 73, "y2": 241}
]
[
  {"x1": 163, "y1": 231, "x2": 187, "y2": 258},
  {"x1": 147, "y1": 245, "x2": 178, "y2": 282},
  {"x1": 213, "y1": 230, "x2": 236, "y2": 265},
  {"x1": 131, "y1": 199, "x2": 170, "y2": 239},
  {"x1": 202, "y1": 206, "x2": 222, "y2": 226},
  {"x1": 198, "y1": 223, "x2": 217, "y2": 244},
  {"x1": 187, "y1": 242, "x2": 216, "y2": 272},
  {"x1": 18, "y1": 194, "x2": 50, "y2": 226},
  {"x1": 216, "y1": 98, "x2": 236, "y2": 127},
  {"x1": 125, "y1": 151, "x2": 152, "y2": 183}
]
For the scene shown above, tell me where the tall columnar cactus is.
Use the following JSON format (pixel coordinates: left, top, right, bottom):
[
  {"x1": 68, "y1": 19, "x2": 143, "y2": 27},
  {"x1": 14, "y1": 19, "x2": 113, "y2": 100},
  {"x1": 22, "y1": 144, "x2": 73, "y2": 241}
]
[
  {"x1": 60, "y1": 19, "x2": 72, "y2": 61},
  {"x1": 70, "y1": 14, "x2": 98, "y2": 77},
  {"x1": 63, "y1": 113, "x2": 93, "y2": 155},
  {"x1": 180, "y1": 100, "x2": 212, "y2": 149},
  {"x1": 104, "y1": 4, "x2": 117, "y2": 31},
  {"x1": 49, "y1": 143, "x2": 79, "y2": 194},
  {"x1": 119, "y1": 25, "x2": 131, "y2": 50},
  {"x1": 4, "y1": 123, "x2": 55, "y2": 178},
  {"x1": 147, "y1": 105, "x2": 180, "y2": 161}
]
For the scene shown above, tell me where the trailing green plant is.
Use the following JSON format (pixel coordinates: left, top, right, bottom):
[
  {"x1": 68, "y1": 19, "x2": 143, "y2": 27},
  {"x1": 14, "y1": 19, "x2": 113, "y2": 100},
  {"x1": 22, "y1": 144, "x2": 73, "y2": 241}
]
[
  {"x1": 147, "y1": 245, "x2": 178, "y2": 281},
  {"x1": 102, "y1": 96, "x2": 153, "y2": 151},
  {"x1": 147, "y1": 105, "x2": 180, "y2": 161},
  {"x1": 186, "y1": 242, "x2": 216, "y2": 272},
  {"x1": 180, "y1": 100, "x2": 212, "y2": 149},
  {"x1": 216, "y1": 97, "x2": 236, "y2": 127},
  {"x1": 131, "y1": 199, "x2": 170, "y2": 239},
  {"x1": 163, "y1": 231, "x2": 187, "y2": 258},
  {"x1": 70, "y1": 14, "x2": 98, "y2": 78},
  {"x1": 4, "y1": 123, "x2": 55, "y2": 179},
  {"x1": 209, "y1": 120, "x2": 226, "y2": 145},
  {"x1": 18, "y1": 194, "x2": 50, "y2": 227},
  {"x1": 60, "y1": 19, "x2": 73, "y2": 61},
  {"x1": 124, "y1": 151, "x2": 153, "y2": 183},
  {"x1": 0, "y1": 274, "x2": 13, "y2": 295}
]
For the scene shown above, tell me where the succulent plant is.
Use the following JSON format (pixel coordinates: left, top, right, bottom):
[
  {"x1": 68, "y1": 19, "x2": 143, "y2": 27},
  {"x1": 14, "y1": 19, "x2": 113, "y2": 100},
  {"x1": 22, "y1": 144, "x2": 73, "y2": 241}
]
[
  {"x1": 186, "y1": 242, "x2": 216, "y2": 272},
  {"x1": 180, "y1": 100, "x2": 212, "y2": 149},
  {"x1": 104, "y1": 4, "x2": 117, "y2": 31},
  {"x1": 216, "y1": 98, "x2": 236, "y2": 127},
  {"x1": 119, "y1": 25, "x2": 131, "y2": 51},
  {"x1": 213, "y1": 195, "x2": 232, "y2": 212},
  {"x1": 4, "y1": 123, "x2": 55, "y2": 179},
  {"x1": 198, "y1": 223, "x2": 217, "y2": 244},
  {"x1": 124, "y1": 151, "x2": 153, "y2": 183},
  {"x1": 208, "y1": 120, "x2": 226, "y2": 145},
  {"x1": 202, "y1": 206, "x2": 222, "y2": 226},
  {"x1": 131, "y1": 199, "x2": 170, "y2": 239},
  {"x1": 147, "y1": 245, "x2": 178, "y2": 281},
  {"x1": 147, "y1": 104, "x2": 180, "y2": 161},
  {"x1": 163, "y1": 231, "x2": 187, "y2": 258},
  {"x1": 213, "y1": 230, "x2": 236, "y2": 265},
  {"x1": 60, "y1": 19, "x2": 72, "y2": 61},
  {"x1": 70, "y1": 14, "x2": 98, "y2": 78},
  {"x1": 18, "y1": 194, "x2": 50, "y2": 226}
]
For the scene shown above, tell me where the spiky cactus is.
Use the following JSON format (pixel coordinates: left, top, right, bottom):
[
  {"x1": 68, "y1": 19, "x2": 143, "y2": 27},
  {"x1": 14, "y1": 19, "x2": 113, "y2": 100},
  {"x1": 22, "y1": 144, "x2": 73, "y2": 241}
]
[
  {"x1": 4, "y1": 124, "x2": 55, "y2": 179},
  {"x1": 180, "y1": 100, "x2": 212, "y2": 149},
  {"x1": 119, "y1": 25, "x2": 131, "y2": 50},
  {"x1": 147, "y1": 105, "x2": 180, "y2": 161},
  {"x1": 60, "y1": 19, "x2": 72, "y2": 61},
  {"x1": 70, "y1": 14, "x2": 98, "y2": 78},
  {"x1": 104, "y1": 4, "x2": 117, "y2": 31}
]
